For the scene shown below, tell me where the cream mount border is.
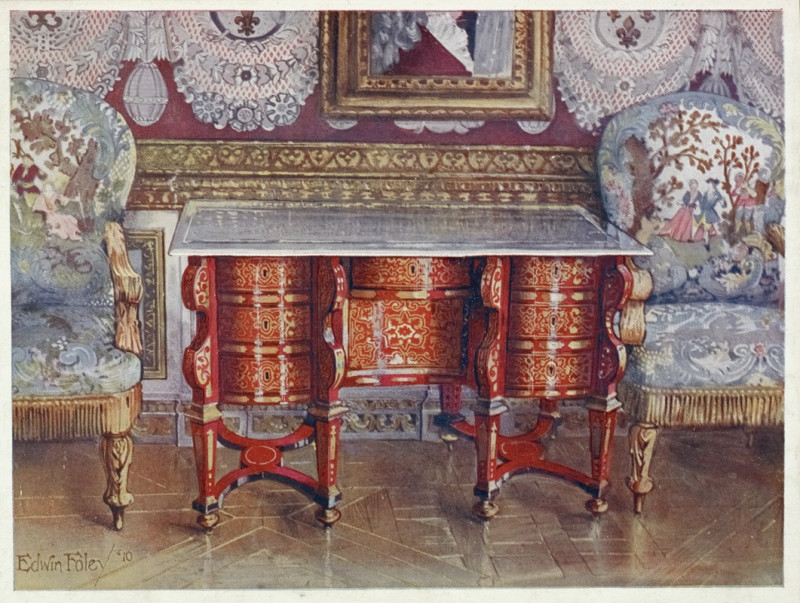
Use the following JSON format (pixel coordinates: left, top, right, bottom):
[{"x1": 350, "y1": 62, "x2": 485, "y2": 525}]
[{"x1": 130, "y1": 141, "x2": 598, "y2": 211}]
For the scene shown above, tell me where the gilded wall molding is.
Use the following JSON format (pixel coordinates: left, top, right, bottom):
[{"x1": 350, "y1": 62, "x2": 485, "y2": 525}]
[
  {"x1": 130, "y1": 141, "x2": 598, "y2": 211},
  {"x1": 127, "y1": 230, "x2": 167, "y2": 379}
]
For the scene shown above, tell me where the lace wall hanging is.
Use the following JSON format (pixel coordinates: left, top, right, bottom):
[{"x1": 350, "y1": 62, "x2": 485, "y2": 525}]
[
  {"x1": 168, "y1": 11, "x2": 319, "y2": 132},
  {"x1": 10, "y1": 10, "x2": 320, "y2": 133},
  {"x1": 10, "y1": 10, "x2": 782, "y2": 135},
  {"x1": 9, "y1": 11, "x2": 128, "y2": 98},
  {"x1": 554, "y1": 10, "x2": 784, "y2": 133}
]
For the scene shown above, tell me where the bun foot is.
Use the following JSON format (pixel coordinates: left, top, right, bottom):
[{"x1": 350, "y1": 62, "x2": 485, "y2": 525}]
[
  {"x1": 472, "y1": 500, "x2": 500, "y2": 520},
  {"x1": 585, "y1": 498, "x2": 609, "y2": 515},
  {"x1": 198, "y1": 512, "x2": 220, "y2": 534},
  {"x1": 440, "y1": 432, "x2": 458, "y2": 452},
  {"x1": 315, "y1": 507, "x2": 342, "y2": 528}
]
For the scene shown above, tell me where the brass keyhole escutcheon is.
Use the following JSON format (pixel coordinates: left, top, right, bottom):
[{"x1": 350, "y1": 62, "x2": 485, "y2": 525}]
[
  {"x1": 261, "y1": 267, "x2": 270, "y2": 279},
  {"x1": 546, "y1": 361, "x2": 557, "y2": 378},
  {"x1": 263, "y1": 319, "x2": 270, "y2": 332},
  {"x1": 550, "y1": 314, "x2": 558, "y2": 329},
  {"x1": 409, "y1": 263, "x2": 417, "y2": 275},
  {"x1": 263, "y1": 369, "x2": 271, "y2": 382}
]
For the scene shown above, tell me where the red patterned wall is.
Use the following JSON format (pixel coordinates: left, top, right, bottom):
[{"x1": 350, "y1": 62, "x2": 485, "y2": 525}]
[{"x1": 103, "y1": 59, "x2": 595, "y2": 147}]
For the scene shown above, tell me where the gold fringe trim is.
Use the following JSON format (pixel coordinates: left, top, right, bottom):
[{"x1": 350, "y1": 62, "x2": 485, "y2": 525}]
[
  {"x1": 13, "y1": 383, "x2": 142, "y2": 441},
  {"x1": 618, "y1": 381, "x2": 783, "y2": 428}
]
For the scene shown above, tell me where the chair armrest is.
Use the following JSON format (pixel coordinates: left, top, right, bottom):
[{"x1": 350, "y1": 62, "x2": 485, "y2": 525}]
[
  {"x1": 619, "y1": 258, "x2": 653, "y2": 346},
  {"x1": 765, "y1": 222, "x2": 785, "y2": 258},
  {"x1": 105, "y1": 222, "x2": 143, "y2": 356}
]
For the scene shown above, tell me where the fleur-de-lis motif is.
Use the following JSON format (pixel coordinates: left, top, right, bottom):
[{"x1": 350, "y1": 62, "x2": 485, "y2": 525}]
[
  {"x1": 234, "y1": 11, "x2": 260, "y2": 37},
  {"x1": 616, "y1": 16, "x2": 642, "y2": 49}
]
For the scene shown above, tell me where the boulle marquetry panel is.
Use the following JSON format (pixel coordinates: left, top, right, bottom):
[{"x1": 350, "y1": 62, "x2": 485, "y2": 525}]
[
  {"x1": 216, "y1": 257, "x2": 314, "y2": 405},
  {"x1": 346, "y1": 257, "x2": 473, "y2": 384},
  {"x1": 505, "y1": 257, "x2": 604, "y2": 398}
]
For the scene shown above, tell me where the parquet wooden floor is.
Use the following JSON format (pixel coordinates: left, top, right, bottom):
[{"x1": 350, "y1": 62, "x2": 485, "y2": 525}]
[{"x1": 12, "y1": 429, "x2": 784, "y2": 591}]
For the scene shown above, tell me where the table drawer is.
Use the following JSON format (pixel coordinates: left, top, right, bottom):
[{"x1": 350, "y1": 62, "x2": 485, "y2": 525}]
[
  {"x1": 508, "y1": 302, "x2": 599, "y2": 340},
  {"x1": 511, "y1": 257, "x2": 601, "y2": 290},
  {"x1": 505, "y1": 349, "x2": 596, "y2": 397},
  {"x1": 216, "y1": 257, "x2": 311, "y2": 292},
  {"x1": 218, "y1": 304, "x2": 311, "y2": 344},
  {"x1": 219, "y1": 353, "x2": 312, "y2": 405},
  {"x1": 351, "y1": 257, "x2": 472, "y2": 289}
]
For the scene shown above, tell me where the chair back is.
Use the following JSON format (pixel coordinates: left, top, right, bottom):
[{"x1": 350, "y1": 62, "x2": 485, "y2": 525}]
[
  {"x1": 597, "y1": 92, "x2": 784, "y2": 305},
  {"x1": 10, "y1": 77, "x2": 136, "y2": 307}
]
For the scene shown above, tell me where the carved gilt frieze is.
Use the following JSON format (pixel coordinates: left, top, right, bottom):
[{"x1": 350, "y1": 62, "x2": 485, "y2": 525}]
[{"x1": 131, "y1": 141, "x2": 598, "y2": 210}]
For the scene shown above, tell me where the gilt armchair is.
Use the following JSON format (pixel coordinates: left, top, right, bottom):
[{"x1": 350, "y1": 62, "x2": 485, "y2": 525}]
[
  {"x1": 10, "y1": 77, "x2": 142, "y2": 530},
  {"x1": 597, "y1": 92, "x2": 784, "y2": 512}
]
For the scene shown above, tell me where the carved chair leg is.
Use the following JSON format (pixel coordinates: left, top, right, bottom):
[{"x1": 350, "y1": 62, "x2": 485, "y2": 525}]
[
  {"x1": 100, "y1": 432, "x2": 134, "y2": 530},
  {"x1": 626, "y1": 422, "x2": 658, "y2": 514}
]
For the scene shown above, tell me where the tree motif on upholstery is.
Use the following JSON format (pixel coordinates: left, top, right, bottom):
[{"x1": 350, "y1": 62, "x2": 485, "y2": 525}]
[
  {"x1": 713, "y1": 133, "x2": 764, "y2": 239},
  {"x1": 648, "y1": 105, "x2": 720, "y2": 203},
  {"x1": 11, "y1": 94, "x2": 102, "y2": 242},
  {"x1": 626, "y1": 102, "x2": 774, "y2": 251},
  {"x1": 623, "y1": 105, "x2": 723, "y2": 235}
]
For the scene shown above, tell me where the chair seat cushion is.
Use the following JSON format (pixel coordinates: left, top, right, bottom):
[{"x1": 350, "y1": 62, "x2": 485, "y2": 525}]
[
  {"x1": 11, "y1": 305, "x2": 141, "y2": 397},
  {"x1": 625, "y1": 302, "x2": 784, "y2": 389}
]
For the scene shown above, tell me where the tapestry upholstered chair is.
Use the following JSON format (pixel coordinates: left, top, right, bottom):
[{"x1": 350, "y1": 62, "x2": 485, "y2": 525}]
[
  {"x1": 10, "y1": 77, "x2": 143, "y2": 530},
  {"x1": 596, "y1": 92, "x2": 785, "y2": 513}
]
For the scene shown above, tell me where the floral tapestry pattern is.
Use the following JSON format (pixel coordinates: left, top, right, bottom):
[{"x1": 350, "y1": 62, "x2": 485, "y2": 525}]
[{"x1": 626, "y1": 302, "x2": 783, "y2": 389}]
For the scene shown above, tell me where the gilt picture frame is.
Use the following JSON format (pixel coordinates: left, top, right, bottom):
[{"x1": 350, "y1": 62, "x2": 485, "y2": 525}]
[{"x1": 320, "y1": 11, "x2": 553, "y2": 120}]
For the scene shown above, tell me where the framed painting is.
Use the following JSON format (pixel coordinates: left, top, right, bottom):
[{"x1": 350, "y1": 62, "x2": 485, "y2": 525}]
[{"x1": 320, "y1": 10, "x2": 553, "y2": 120}]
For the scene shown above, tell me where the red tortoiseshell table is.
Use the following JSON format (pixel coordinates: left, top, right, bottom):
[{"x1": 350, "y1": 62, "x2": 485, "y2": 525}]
[{"x1": 170, "y1": 200, "x2": 650, "y2": 531}]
